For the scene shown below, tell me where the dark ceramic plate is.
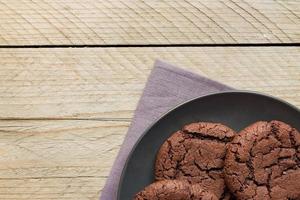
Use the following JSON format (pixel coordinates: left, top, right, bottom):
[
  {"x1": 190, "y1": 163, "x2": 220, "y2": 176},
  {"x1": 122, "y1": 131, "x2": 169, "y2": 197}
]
[{"x1": 117, "y1": 91, "x2": 300, "y2": 200}]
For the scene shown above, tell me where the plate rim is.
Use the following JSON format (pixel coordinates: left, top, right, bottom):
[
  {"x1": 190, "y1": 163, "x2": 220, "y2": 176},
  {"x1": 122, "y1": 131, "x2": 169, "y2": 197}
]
[{"x1": 117, "y1": 90, "x2": 300, "y2": 199}]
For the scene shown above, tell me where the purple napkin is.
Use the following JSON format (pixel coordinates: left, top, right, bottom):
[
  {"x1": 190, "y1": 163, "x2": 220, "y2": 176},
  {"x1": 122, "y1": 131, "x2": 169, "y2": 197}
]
[{"x1": 100, "y1": 60, "x2": 233, "y2": 200}]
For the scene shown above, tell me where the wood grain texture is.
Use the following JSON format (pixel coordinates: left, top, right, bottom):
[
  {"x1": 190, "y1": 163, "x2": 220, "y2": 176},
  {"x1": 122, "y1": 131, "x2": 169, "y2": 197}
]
[
  {"x1": 1, "y1": 1, "x2": 299, "y2": 199},
  {"x1": 0, "y1": 47, "x2": 299, "y2": 120},
  {"x1": 0, "y1": 120, "x2": 129, "y2": 199},
  {"x1": 0, "y1": 0, "x2": 299, "y2": 45}
]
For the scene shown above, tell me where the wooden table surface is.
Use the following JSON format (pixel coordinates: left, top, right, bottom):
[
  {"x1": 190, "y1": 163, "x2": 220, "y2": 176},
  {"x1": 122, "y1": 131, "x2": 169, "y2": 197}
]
[{"x1": 0, "y1": 0, "x2": 299, "y2": 199}]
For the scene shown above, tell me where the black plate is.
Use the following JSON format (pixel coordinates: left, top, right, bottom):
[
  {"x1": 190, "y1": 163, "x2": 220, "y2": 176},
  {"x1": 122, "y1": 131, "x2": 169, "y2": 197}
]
[{"x1": 117, "y1": 91, "x2": 300, "y2": 200}]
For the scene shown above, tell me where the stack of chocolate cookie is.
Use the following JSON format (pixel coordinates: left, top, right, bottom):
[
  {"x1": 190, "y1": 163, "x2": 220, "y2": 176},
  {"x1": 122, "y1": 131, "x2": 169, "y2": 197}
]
[{"x1": 134, "y1": 120, "x2": 300, "y2": 200}]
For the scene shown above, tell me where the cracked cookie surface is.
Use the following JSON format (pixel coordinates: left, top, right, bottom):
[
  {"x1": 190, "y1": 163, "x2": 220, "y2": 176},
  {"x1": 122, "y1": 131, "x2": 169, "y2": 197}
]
[
  {"x1": 155, "y1": 122, "x2": 235, "y2": 199},
  {"x1": 224, "y1": 120, "x2": 300, "y2": 200},
  {"x1": 134, "y1": 180, "x2": 218, "y2": 200}
]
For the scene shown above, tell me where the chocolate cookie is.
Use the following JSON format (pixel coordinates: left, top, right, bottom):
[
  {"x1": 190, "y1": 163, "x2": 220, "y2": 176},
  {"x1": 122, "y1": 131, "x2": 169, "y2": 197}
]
[
  {"x1": 134, "y1": 180, "x2": 218, "y2": 200},
  {"x1": 225, "y1": 120, "x2": 300, "y2": 200},
  {"x1": 155, "y1": 122, "x2": 236, "y2": 199}
]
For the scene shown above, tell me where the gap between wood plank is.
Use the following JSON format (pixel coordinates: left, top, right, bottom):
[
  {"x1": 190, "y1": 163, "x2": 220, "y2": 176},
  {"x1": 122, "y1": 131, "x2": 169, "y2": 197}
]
[
  {"x1": 0, "y1": 43, "x2": 299, "y2": 48},
  {"x1": 0, "y1": 176, "x2": 107, "y2": 180},
  {"x1": 0, "y1": 117, "x2": 131, "y2": 122}
]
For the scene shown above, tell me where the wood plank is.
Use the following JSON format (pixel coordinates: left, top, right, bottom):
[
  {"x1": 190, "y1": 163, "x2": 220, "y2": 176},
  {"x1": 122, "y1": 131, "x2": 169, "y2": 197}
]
[
  {"x1": 1, "y1": 47, "x2": 300, "y2": 119},
  {"x1": 0, "y1": 120, "x2": 129, "y2": 199},
  {"x1": 0, "y1": 0, "x2": 299, "y2": 45}
]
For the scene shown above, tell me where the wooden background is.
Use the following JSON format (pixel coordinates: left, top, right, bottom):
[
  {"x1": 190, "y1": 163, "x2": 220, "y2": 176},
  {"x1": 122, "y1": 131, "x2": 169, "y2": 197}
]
[{"x1": 0, "y1": 0, "x2": 299, "y2": 199}]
